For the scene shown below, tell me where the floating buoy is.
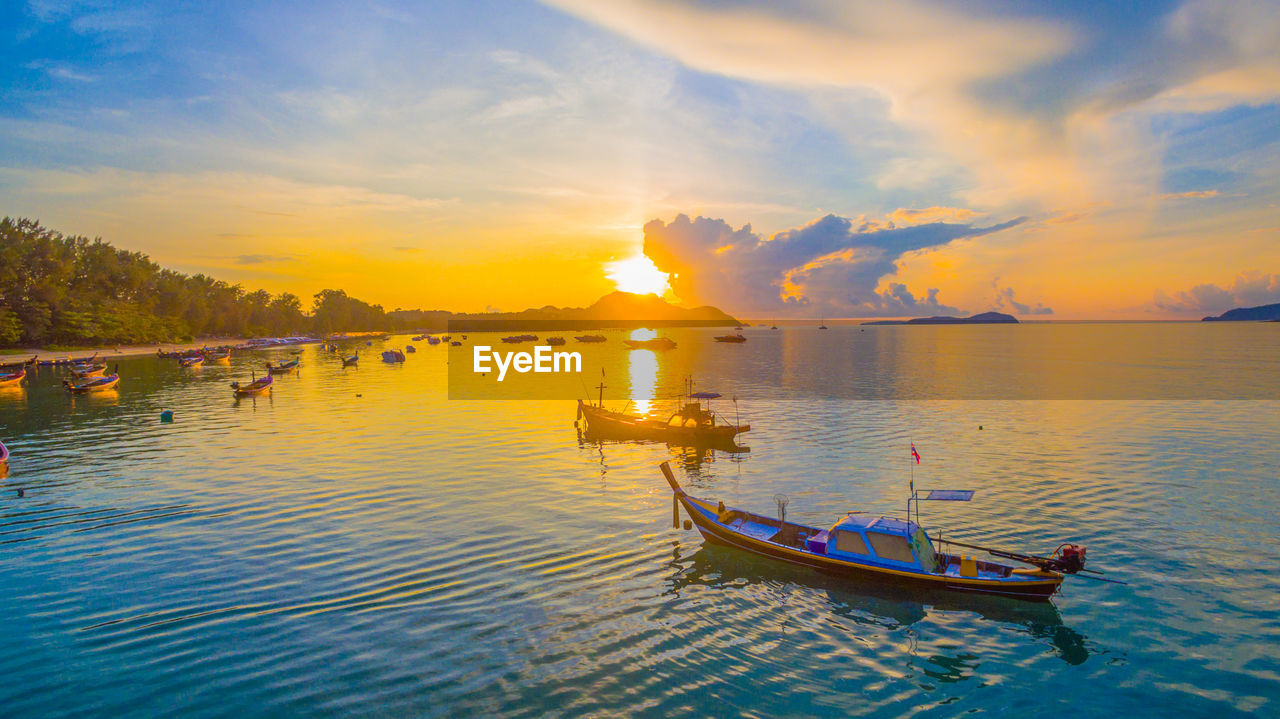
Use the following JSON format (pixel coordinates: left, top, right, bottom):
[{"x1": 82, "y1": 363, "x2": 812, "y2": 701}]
[{"x1": 160, "y1": 410, "x2": 174, "y2": 423}]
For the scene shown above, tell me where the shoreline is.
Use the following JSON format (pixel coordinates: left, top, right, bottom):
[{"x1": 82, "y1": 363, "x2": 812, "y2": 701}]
[{"x1": 2, "y1": 338, "x2": 251, "y2": 364}]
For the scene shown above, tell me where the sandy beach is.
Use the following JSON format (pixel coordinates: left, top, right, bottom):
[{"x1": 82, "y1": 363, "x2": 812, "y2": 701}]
[{"x1": 2, "y1": 338, "x2": 250, "y2": 364}]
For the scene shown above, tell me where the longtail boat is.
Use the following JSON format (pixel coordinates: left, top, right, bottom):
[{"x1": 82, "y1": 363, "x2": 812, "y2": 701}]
[
  {"x1": 0, "y1": 355, "x2": 37, "y2": 371},
  {"x1": 0, "y1": 368, "x2": 25, "y2": 387},
  {"x1": 714, "y1": 334, "x2": 747, "y2": 343},
  {"x1": 659, "y1": 461, "x2": 1108, "y2": 601},
  {"x1": 266, "y1": 359, "x2": 300, "y2": 374},
  {"x1": 230, "y1": 374, "x2": 272, "y2": 397},
  {"x1": 204, "y1": 349, "x2": 231, "y2": 364},
  {"x1": 178, "y1": 355, "x2": 204, "y2": 368},
  {"x1": 576, "y1": 379, "x2": 748, "y2": 445},
  {"x1": 622, "y1": 337, "x2": 676, "y2": 350},
  {"x1": 70, "y1": 363, "x2": 108, "y2": 379},
  {"x1": 64, "y1": 369, "x2": 120, "y2": 393}
]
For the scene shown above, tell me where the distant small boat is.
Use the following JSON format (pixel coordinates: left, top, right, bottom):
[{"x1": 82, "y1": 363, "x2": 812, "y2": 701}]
[
  {"x1": 818, "y1": 318, "x2": 829, "y2": 330},
  {"x1": 501, "y1": 334, "x2": 538, "y2": 343},
  {"x1": 575, "y1": 335, "x2": 607, "y2": 343},
  {"x1": 546, "y1": 337, "x2": 566, "y2": 346},
  {"x1": 0, "y1": 367, "x2": 26, "y2": 387},
  {"x1": 623, "y1": 337, "x2": 677, "y2": 350},
  {"x1": 342, "y1": 352, "x2": 359, "y2": 367},
  {"x1": 450, "y1": 341, "x2": 462, "y2": 346},
  {"x1": 266, "y1": 359, "x2": 300, "y2": 374},
  {"x1": 64, "y1": 369, "x2": 120, "y2": 393},
  {"x1": 178, "y1": 355, "x2": 204, "y2": 368},
  {"x1": 405, "y1": 345, "x2": 417, "y2": 353},
  {"x1": 714, "y1": 334, "x2": 747, "y2": 343},
  {"x1": 231, "y1": 374, "x2": 272, "y2": 397},
  {"x1": 382, "y1": 350, "x2": 406, "y2": 363},
  {"x1": 734, "y1": 325, "x2": 744, "y2": 330}
]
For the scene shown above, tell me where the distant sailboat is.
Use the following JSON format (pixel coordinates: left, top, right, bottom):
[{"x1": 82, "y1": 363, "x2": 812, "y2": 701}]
[{"x1": 818, "y1": 317, "x2": 829, "y2": 330}]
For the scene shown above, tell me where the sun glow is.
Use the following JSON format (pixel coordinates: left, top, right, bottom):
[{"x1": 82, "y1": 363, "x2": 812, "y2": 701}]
[{"x1": 605, "y1": 254, "x2": 670, "y2": 296}]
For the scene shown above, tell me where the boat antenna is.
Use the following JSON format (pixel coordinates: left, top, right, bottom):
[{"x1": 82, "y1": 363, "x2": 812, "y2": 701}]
[{"x1": 596, "y1": 367, "x2": 607, "y2": 408}]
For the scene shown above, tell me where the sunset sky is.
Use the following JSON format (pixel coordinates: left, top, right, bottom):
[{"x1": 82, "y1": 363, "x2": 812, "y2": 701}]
[{"x1": 2, "y1": 0, "x2": 1278, "y2": 318}]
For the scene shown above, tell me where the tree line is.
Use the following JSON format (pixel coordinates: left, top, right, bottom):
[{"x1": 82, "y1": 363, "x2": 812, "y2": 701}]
[{"x1": 0, "y1": 217, "x2": 407, "y2": 347}]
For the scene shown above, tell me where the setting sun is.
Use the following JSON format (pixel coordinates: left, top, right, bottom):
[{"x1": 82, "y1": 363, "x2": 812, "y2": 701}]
[{"x1": 605, "y1": 254, "x2": 670, "y2": 296}]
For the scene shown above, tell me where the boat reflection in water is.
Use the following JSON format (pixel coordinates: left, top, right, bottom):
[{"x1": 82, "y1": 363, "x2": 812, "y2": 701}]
[{"x1": 664, "y1": 542, "x2": 1092, "y2": 667}]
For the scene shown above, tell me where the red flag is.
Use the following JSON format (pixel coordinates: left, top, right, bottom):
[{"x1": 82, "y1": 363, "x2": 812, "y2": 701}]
[{"x1": 911, "y1": 443, "x2": 921, "y2": 464}]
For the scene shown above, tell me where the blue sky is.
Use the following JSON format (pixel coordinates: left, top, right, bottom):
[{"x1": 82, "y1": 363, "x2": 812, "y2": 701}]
[{"x1": 2, "y1": 0, "x2": 1278, "y2": 317}]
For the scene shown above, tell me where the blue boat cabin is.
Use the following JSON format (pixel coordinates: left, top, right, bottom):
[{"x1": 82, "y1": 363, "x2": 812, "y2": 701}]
[{"x1": 806, "y1": 515, "x2": 937, "y2": 572}]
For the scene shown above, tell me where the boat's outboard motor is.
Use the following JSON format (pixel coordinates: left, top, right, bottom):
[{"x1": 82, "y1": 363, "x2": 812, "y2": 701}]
[{"x1": 1050, "y1": 544, "x2": 1086, "y2": 574}]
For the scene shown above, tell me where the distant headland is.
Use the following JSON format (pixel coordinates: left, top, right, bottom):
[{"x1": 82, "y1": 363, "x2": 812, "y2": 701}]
[
  {"x1": 396, "y1": 291, "x2": 739, "y2": 332},
  {"x1": 861, "y1": 311, "x2": 1019, "y2": 326},
  {"x1": 1201, "y1": 302, "x2": 1280, "y2": 322}
]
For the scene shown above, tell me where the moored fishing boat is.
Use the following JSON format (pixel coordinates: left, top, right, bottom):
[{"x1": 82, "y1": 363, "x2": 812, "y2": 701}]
[
  {"x1": 230, "y1": 374, "x2": 272, "y2": 397},
  {"x1": 0, "y1": 368, "x2": 25, "y2": 387},
  {"x1": 178, "y1": 354, "x2": 204, "y2": 368},
  {"x1": 576, "y1": 380, "x2": 748, "y2": 445},
  {"x1": 204, "y1": 349, "x2": 231, "y2": 363},
  {"x1": 266, "y1": 359, "x2": 300, "y2": 374},
  {"x1": 714, "y1": 334, "x2": 747, "y2": 343},
  {"x1": 545, "y1": 336, "x2": 566, "y2": 346},
  {"x1": 64, "y1": 368, "x2": 120, "y2": 393},
  {"x1": 622, "y1": 337, "x2": 676, "y2": 350},
  {"x1": 575, "y1": 335, "x2": 607, "y2": 343},
  {"x1": 69, "y1": 363, "x2": 108, "y2": 379},
  {"x1": 659, "y1": 461, "x2": 1106, "y2": 601}
]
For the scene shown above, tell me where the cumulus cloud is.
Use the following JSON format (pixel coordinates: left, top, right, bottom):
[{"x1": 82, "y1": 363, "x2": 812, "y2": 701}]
[
  {"x1": 992, "y1": 286, "x2": 1054, "y2": 315},
  {"x1": 642, "y1": 212, "x2": 1025, "y2": 316},
  {"x1": 1154, "y1": 271, "x2": 1280, "y2": 314}
]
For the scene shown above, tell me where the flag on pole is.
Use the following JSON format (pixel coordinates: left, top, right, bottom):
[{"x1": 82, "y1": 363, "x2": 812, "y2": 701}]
[{"x1": 911, "y1": 443, "x2": 921, "y2": 464}]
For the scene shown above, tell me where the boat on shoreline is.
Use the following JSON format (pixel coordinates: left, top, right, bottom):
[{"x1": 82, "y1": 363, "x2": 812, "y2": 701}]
[
  {"x1": 659, "y1": 461, "x2": 1098, "y2": 601},
  {"x1": 0, "y1": 355, "x2": 37, "y2": 371}
]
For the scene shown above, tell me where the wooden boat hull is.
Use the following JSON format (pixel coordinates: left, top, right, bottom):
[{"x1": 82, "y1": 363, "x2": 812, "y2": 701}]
[
  {"x1": 662, "y1": 465, "x2": 1062, "y2": 601},
  {"x1": 578, "y1": 401, "x2": 748, "y2": 444},
  {"x1": 0, "y1": 369, "x2": 25, "y2": 387},
  {"x1": 179, "y1": 357, "x2": 204, "y2": 367},
  {"x1": 233, "y1": 377, "x2": 273, "y2": 396},
  {"x1": 65, "y1": 375, "x2": 119, "y2": 393}
]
